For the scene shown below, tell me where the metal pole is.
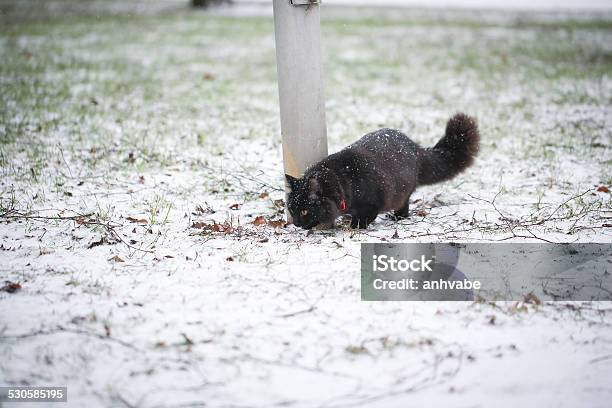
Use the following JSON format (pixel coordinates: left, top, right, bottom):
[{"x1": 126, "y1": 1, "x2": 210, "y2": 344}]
[{"x1": 272, "y1": 0, "x2": 328, "y2": 217}]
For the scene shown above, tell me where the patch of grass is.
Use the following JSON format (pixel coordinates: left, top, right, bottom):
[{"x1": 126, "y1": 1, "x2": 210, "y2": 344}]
[{"x1": 146, "y1": 194, "x2": 173, "y2": 225}]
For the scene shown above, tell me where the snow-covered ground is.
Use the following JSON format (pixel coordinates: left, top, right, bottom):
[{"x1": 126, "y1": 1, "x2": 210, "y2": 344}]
[{"x1": 1, "y1": 1, "x2": 611, "y2": 407}]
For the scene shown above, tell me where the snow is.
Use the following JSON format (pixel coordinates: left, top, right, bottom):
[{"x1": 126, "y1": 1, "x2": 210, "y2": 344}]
[{"x1": 1, "y1": 1, "x2": 612, "y2": 407}]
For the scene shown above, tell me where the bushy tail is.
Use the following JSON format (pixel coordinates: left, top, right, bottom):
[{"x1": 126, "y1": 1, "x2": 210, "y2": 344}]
[{"x1": 417, "y1": 113, "x2": 480, "y2": 186}]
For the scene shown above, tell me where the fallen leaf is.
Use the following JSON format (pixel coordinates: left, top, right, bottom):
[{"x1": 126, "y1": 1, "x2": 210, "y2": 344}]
[
  {"x1": 597, "y1": 185, "x2": 610, "y2": 193},
  {"x1": 192, "y1": 221, "x2": 233, "y2": 234},
  {"x1": 267, "y1": 219, "x2": 285, "y2": 228},
  {"x1": 126, "y1": 216, "x2": 148, "y2": 224},
  {"x1": 1, "y1": 281, "x2": 21, "y2": 293},
  {"x1": 109, "y1": 255, "x2": 124, "y2": 263},
  {"x1": 203, "y1": 73, "x2": 214, "y2": 80},
  {"x1": 229, "y1": 203, "x2": 240, "y2": 210},
  {"x1": 192, "y1": 221, "x2": 209, "y2": 229},
  {"x1": 417, "y1": 209, "x2": 428, "y2": 217},
  {"x1": 252, "y1": 216, "x2": 267, "y2": 226},
  {"x1": 259, "y1": 192, "x2": 269, "y2": 199},
  {"x1": 212, "y1": 222, "x2": 233, "y2": 233},
  {"x1": 194, "y1": 204, "x2": 215, "y2": 215}
]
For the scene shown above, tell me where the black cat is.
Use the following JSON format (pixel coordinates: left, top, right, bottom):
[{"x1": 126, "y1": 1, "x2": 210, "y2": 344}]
[{"x1": 285, "y1": 113, "x2": 480, "y2": 230}]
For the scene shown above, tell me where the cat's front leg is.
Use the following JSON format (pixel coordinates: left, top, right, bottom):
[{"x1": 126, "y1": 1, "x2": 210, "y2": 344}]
[
  {"x1": 393, "y1": 200, "x2": 410, "y2": 219},
  {"x1": 350, "y1": 205, "x2": 379, "y2": 229}
]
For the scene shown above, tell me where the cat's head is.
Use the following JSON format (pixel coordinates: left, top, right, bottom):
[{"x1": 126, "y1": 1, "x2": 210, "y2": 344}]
[{"x1": 285, "y1": 173, "x2": 339, "y2": 230}]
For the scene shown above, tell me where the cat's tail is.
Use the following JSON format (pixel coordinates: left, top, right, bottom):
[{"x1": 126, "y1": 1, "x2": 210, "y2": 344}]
[{"x1": 417, "y1": 113, "x2": 480, "y2": 186}]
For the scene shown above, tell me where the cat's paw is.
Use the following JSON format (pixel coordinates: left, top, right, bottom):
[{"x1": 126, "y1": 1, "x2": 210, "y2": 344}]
[
  {"x1": 350, "y1": 219, "x2": 370, "y2": 229},
  {"x1": 387, "y1": 213, "x2": 409, "y2": 221}
]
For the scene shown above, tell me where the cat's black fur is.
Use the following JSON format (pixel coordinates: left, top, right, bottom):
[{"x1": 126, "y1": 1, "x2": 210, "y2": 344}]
[{"x1": 286, "y1": 113, "x2": 480, "y2": 229}]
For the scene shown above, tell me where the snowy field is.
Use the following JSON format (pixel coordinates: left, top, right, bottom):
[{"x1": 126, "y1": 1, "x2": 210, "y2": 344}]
[{"x1": 1, "y1": 0, "x2": 612, "y2": 407}]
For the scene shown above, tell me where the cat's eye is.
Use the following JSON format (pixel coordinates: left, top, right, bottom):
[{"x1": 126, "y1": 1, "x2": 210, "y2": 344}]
[{"x1": 300, "y1": 209, "x2": 308, "y2": 216}]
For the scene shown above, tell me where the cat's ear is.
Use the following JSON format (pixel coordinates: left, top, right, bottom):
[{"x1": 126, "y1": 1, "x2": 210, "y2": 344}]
[
  {"x1": 308, "y1": 178, "x2": 321, "y2": 200},
  {"x1": 285, "y1": 174, "x2": 299, "y2": 190}
]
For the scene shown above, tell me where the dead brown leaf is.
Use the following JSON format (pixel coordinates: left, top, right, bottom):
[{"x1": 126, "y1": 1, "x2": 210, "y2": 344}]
[
  {"x1": 126, "y1": 216, "x2": 148, "y2": 224},
  {"x1": 1, "y1": 281, "x2": 21, "y2": 293},
  {"x1": 267, "y1": 219, "x2": 285, "y2": 228},
  {"x1": 192, "y1": 221, "x2": 209, "y2": 229},
  {"x1": 109, "y1": 255, "x2": 124, "y2": 263},
  {"x1": 192, "y1": 221, "x2": 233, "y2": 234},
  {"x1": 597, "y1": 185, "x2": 610, "y2": 193},
  {"x1": 194, "y1": 204, "x2": 215, "y2": 215},
  {"x1": 252, "y1": 216, "x2": 267, "y2": 226},
  {"x1": 212, "y1": 221, "x2": 233, "y2": 233},
  {"x1": 416, "y1": 209, "x2": 428, "y2": 217}
]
